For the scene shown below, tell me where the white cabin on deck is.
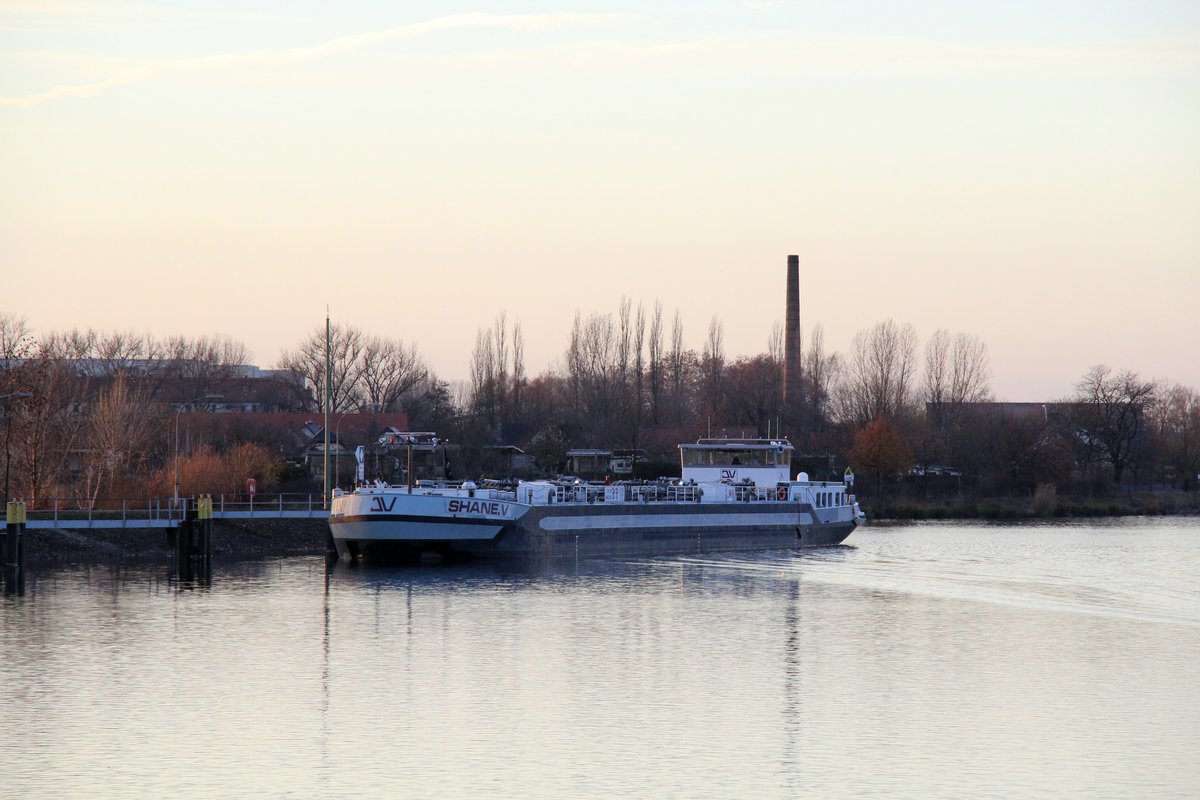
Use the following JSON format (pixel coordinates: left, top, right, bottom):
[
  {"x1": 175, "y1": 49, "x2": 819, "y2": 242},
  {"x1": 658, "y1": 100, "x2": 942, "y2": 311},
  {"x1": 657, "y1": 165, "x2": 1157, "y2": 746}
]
[{"x1": 679, "y1": 438, "x2": 794, "y2": 487}]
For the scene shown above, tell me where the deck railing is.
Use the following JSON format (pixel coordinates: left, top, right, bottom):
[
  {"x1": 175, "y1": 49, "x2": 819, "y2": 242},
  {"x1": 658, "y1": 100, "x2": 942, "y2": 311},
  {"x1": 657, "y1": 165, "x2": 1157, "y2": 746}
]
[{"x1": 553, "y1": 484, "x2": 706, "y2": 504}]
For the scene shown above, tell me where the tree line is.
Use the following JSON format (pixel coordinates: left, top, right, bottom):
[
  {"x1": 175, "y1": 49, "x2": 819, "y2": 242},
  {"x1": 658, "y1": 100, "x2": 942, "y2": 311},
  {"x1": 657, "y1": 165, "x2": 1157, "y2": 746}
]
[
  {"x1": 2, "y1": 305, "x2": 1198, "y2": 505},
  {"x1": 0, "y1": 315, "x2": 290, "y2": 504}
]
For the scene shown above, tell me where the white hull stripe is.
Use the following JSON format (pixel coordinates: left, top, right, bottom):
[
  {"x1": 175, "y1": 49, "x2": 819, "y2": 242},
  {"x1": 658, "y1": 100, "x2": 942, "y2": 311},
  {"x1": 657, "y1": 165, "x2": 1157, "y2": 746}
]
[{"x1": 539, "y1": 512, "x2": 813, "y2": 531}]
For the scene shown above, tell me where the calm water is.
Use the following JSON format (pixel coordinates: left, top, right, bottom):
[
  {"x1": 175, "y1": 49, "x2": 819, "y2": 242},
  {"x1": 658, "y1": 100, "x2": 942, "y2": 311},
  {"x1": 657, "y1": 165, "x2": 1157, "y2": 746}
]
[{"x1": 3, "y1": 518, "x2": 1199, "y2": 799}]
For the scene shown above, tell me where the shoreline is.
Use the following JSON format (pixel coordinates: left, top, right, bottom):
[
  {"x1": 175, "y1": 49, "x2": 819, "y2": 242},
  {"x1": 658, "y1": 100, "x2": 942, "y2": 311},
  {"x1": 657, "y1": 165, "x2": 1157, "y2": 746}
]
[
  {"x1": 10, "y1": 495, "x2": 1198, "y2": 566},
  {"x1": 863, "y1": 491, "x2": 1200, "y2": 522}
]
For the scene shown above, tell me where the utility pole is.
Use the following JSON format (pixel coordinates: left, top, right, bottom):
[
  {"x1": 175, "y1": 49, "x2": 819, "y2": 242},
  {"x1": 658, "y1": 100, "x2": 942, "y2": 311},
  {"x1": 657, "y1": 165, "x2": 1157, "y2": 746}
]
[{"x1": 323, "y1": 311, "x2": 331, "y2": 509}]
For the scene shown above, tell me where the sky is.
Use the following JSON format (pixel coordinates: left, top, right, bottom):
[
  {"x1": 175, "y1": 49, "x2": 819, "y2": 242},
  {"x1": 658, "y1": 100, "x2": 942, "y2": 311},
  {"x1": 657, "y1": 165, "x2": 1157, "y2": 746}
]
[{"x1": 2, "y1": 1, "x2": 1198, "y2": 401}]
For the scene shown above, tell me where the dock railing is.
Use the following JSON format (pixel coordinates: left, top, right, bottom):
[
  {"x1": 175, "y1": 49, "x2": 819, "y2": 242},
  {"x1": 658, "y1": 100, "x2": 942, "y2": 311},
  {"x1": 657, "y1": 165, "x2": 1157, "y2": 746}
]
[
  {"x1": 210, "y1": 493, "x2": 327, "y2": 519},
  {"x1": 19, "y1": 494, "x2": 329, "y2": 529}
]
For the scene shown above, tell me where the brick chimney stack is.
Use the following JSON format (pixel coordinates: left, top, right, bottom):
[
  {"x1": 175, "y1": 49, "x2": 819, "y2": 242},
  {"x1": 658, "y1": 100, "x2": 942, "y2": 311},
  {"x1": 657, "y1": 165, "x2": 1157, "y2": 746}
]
[{"x1": 783, "y1": 255, "x2": 801, "y2": 419}]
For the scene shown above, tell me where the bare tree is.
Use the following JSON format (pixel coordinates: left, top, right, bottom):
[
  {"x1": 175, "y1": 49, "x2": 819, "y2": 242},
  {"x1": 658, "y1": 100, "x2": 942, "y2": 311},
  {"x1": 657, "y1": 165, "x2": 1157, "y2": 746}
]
[
  {"x1": 469, "y1": 312, "x2": 528, "y2": 428},
  {"x1": 702, "y1": 316, "x2": 725, "y2": 418},
  {"x1": 470, "y1": 327, "x2": 499, "y2": 427},
  {"x1": 277, "y1": 323, "x2": 365, "y2": 412},
  {"x1": 9, "y1": 335, "x2": 93, "y2": 503},
  {"x1": 924, "y1": 329, "x2": 991, "y2": 427},
  {"x1": 583, "y1": 312, "x2": 617, "y2": 441},
  {"x1": 160, "y1": 334, "x2": 249, "y2": 403},
  {"x1": 403, "y1": 372, "x2": 458, "y2": 433},
  {"x1": 357, "y1": 336, "x2": 427, "y2": 412},
  {"x1": 446, "y1": 379, "x2": 472, "y2": 417},
  {"x1": 521, "y1": 372, "x2": 568, "y2": 432},
  {"x1": 767, "y1": 322, "x2": 784, "y2": 366},
  {"x1": 837, "y1": 319, "x2": 919, "y2": 426},
  {"x1": 631, "y1": 302, "x2": 646, "y2": 441},
  {"x1": 723, "y1": 354, "x2": 780, "y2": 435},
  {"x1": 80, "y1": 374, "x2": 157, "y2": 506},
  {"x1": 612, "y1": 297, "x2": 639, "y2": 445},
  {"x1": 668, "y1": 310, "x2": 687, "y2": 425},
  {"x1": 611, "y1": 299, "x2": 647, "y2": 450},
  {"x1": 1152, "y1": 383, "x2": 1200, "y2": 489},
  {"x1": 647, "y1": 300, "x2": 664, "y2": 424},
  {"x1": 1072, "y1": 364, "x2": 1156, "y2": 484},
  {"x1": 617, "y1": 297, "x2": 633, "y2": 396},
  {"x1": 564, "y1": 312, "x2": 585, "y2": 419},
  {"x1": 94, "y1": 330, "x2": 154, "y2": 378},
  {"x1": 52, "y1": 328, "x2": 98, "y2": 361},
  {"x1": 803, "y1": 323, "x2": 840, "y2": 433},
  {"x1": 948, "y1": 333, "x2": 990, "y2": 405},
  {"x1": 1, "y1": 314, "x2": 35, "y2": 502},
  {"x1": 493, "y1": 311, "x2": 509, "y2": 416},
  {"x1": 0, "y1": 313, "x2": 32, "y2": 371},
  {"x1": 562, "y1": 311, "x2": 620, "y2": 443},
  {"x1": 511, "y1": 320, "x2": 525, "y2": 418}
]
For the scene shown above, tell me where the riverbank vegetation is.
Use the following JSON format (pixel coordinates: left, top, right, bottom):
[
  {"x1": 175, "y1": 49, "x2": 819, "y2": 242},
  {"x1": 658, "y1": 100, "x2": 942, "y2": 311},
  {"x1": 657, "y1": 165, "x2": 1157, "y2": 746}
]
[
  {"x1": 864, "y1": 490, "x2": 1200, "y2": 522},
  {"x1": 1, "y1": 306, "x2": 1197, "y2": 517}
]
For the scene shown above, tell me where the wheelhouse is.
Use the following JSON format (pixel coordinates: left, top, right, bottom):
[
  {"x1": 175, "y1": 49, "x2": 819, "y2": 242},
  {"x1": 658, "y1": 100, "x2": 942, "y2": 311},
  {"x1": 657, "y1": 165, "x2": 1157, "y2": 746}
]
[{"x1": 679, "y1": 438, "x2": 794, "y2": 486}]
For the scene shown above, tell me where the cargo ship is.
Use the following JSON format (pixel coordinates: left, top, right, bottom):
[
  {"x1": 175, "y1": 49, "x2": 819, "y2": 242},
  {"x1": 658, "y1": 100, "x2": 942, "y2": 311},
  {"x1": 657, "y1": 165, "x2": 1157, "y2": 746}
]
[{"x1": 328, "y1": 435, "x2": 862, "y2": 562}]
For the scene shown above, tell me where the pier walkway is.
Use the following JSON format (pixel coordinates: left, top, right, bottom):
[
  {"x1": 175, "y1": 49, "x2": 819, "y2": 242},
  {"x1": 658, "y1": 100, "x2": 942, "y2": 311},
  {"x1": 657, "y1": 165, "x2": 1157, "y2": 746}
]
[{"x1": 17, "y1": 495, "x2": 330, "y2": 529}]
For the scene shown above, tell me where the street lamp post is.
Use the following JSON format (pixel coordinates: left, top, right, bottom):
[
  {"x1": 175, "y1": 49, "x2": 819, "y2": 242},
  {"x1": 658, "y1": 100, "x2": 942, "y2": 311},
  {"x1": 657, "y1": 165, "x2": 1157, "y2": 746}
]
[
  {"x1": 333, "y1": 413, "x2": 347, "y2": 492},
  {"x1": 174, "y1": 394, "x2": 221, "y2": 505}
]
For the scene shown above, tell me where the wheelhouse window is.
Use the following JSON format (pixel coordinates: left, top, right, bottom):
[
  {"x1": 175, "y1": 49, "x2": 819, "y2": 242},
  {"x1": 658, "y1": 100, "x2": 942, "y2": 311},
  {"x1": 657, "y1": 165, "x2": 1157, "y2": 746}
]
[{"x1": 681, "y1": 447, "x2": 791, "y2": 467}]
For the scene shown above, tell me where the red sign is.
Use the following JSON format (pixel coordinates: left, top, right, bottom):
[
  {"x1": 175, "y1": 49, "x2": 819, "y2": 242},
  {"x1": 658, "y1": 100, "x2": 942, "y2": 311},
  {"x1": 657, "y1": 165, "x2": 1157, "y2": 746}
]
[{"x1": 246, "y1": 478, "x2": 257, "y2": 496}]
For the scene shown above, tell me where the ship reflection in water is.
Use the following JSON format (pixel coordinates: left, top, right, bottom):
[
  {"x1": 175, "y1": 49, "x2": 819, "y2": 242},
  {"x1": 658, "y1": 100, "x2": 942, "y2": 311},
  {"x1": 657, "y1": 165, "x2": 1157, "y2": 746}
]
[{"x1": 2, "y1": 518, "x2": 1198, "y2": 799}]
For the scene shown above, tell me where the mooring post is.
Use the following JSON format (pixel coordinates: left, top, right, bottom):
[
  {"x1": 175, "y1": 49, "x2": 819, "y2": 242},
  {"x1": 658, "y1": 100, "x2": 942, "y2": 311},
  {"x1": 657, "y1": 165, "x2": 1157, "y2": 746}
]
[
  {"x1": 323, "y1": 480, "x2": 338, "y2": 564},
  {"x1": 198, "y1": 494, "x2": 213, "y2": 582},
  {"x1": 177, "y1": 496, "x2": 195, "y2": 582},
  {"x1": 4, "y1": 500, "x2": 26, "y2": 595}
]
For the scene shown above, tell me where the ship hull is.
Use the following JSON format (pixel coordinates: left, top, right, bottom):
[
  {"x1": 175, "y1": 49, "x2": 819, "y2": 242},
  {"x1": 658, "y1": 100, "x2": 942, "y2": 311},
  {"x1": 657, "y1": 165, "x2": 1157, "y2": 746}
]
[{"x1": 330, "y1": 499, "x2": 855, "y2": 562}]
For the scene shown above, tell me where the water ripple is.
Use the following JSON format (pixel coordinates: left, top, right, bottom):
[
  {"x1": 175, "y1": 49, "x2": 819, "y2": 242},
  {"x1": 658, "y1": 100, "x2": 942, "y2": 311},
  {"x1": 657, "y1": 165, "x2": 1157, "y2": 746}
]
[{"x1": 2, "y1": 520, "x2": 1198, "y2": 798}]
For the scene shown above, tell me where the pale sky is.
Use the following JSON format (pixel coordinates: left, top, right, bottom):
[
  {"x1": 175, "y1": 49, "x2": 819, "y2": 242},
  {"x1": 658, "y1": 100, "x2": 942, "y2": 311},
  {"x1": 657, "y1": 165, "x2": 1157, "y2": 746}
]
[{"x1": 3, "y1": 1, "x2": 1198, "y2": 401}]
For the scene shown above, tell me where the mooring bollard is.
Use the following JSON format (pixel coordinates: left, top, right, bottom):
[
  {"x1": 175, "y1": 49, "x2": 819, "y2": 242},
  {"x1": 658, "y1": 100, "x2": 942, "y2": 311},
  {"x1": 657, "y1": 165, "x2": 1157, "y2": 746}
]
[
  {"x1": 175, "y1": 497, "x2": 195, "y2": 582},
  {"x1": 198, "y1": 494, "x2": 213, "y2": 583},
  {"x1": 172, "y1": 496, "x2": 214, "y2": 585},
  {"x1": 5, "y1": 500, "x2": 27, "y2": 596}
]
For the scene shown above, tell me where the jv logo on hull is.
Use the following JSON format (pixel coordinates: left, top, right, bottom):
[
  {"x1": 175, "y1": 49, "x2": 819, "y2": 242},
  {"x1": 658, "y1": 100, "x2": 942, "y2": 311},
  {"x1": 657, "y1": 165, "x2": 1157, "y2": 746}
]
[
  {"x1": 720, "y1": 469, "x2": 738, "y2": 480},
  {"x1": 369, "y1": 497, "x2": 397, "y2": 513}
]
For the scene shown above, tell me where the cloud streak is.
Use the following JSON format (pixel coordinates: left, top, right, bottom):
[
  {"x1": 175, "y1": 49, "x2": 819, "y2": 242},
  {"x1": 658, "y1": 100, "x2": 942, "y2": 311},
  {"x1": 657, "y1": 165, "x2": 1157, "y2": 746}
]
[
  {"x1": 0, "y1": 11, "x2": 644, "y2": 107},
  {"x1": 0, "y1": 1, "x2": 324, "y2": 31},
  {"x1": 4, "y1": 13, "x2": 1197, "y2": 109}
]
